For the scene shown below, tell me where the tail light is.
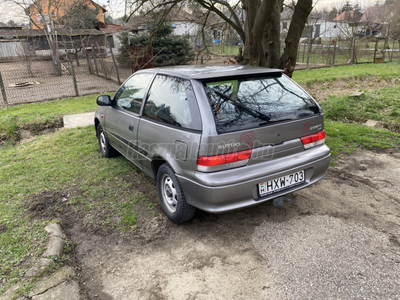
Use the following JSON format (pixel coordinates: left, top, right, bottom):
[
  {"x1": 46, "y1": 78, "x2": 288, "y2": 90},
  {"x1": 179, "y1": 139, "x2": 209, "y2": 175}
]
[
  {"x1": 197, "y1": 149, "x2": 252, "y2": 172},
  {"x1": 301, "y1": 131, "x2": 325, "y2": 149}
]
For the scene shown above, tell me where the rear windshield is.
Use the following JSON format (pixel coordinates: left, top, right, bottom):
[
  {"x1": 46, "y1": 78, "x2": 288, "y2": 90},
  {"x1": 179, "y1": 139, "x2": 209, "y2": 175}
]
[{"x1": 204, "y1": 74, "x2": 320, "y2": 133}]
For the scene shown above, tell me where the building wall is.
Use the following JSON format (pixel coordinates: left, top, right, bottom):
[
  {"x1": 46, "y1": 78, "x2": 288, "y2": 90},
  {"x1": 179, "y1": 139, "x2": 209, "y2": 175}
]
[
  {"x1": 282, "y1": 19, "x2": 355, "y2": 40},
  {"x1": 317, "y1": 21, "x2": 345, "y2": 39},
  {"x1": 29, "y1": 0, "x2": 105, "y2": 30},
  {"x1": 171, "y1": 21, "x2": 197, "y2": 36},
  {"x1": 0, "y1": 41, "x2": 24, "y2": 59}
]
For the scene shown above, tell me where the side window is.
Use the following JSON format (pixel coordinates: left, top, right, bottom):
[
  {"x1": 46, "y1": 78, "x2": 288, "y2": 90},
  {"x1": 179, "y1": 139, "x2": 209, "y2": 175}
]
[
  {"x1": 144, "y1": 75, "x2": 201, "y2": 130},
  {"x1": 113, "y1": 73, "x2": 153, "y2": 114}
]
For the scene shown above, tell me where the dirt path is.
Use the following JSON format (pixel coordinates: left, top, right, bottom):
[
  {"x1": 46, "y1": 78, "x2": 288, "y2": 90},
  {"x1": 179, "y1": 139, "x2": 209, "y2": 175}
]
[
  {"x1": 69, "y1": 150, "x2": 400, "y2": 299},
  {"x1": 305, "y1": 77, "x2": 400, "y2": 102},
  {"x1": 0, "y1": 61, "x2": 124, "y2": 106}
]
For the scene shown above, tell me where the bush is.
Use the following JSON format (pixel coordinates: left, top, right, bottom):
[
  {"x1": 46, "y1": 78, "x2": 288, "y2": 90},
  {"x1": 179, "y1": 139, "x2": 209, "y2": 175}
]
[{"x1": 117, "y1": 24, "x2": 194, "y2": 68}]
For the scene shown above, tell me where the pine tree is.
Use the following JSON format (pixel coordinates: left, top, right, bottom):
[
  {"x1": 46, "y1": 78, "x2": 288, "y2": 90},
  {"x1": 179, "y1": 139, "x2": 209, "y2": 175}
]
[
  {"x1": 328, "y1": 7, "x2": 338, "y2": 20},
  {"x1": 117, "y1": 23, "x2": 194, "y2": 67}
]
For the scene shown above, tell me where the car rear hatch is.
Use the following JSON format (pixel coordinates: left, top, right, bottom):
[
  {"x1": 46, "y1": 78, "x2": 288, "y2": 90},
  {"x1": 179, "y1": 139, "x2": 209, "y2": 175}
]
[{"x1": 196, "y1": 73, "x2": 326, "y2": 172}]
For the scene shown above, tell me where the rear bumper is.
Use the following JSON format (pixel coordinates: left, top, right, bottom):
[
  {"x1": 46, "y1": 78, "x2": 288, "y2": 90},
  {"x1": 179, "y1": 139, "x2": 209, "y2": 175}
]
[{"x1": 177, "y1": 145, "x2": 331, "y2": 213}]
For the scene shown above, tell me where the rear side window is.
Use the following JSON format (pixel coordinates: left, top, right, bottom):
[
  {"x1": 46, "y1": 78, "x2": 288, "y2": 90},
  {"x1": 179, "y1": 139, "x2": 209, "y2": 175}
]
[
  {"x1": 144, "y1": 75, "x2": 201, "y2": 131},
  {"x1": 205, "y1": 75, "x2": 320, "y2": 133},
  {"x1": 113, "y1": 73, "x2": 154, "y2": 114}
]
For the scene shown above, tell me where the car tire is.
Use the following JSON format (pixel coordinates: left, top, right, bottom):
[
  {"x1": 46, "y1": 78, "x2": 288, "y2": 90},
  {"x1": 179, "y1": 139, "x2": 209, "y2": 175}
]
[
  {"x1": 157, "y1": 164, "x2": 196, "y2": 223},
  {"x1": 96, "y1": 124, "x2": 118, "y2": 158}
]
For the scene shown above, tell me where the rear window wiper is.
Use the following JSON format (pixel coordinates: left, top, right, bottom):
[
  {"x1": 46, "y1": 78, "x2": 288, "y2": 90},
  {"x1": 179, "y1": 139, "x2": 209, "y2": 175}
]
[{"x1": 214, "y1": 91, "x2": 271, "y2": 123}]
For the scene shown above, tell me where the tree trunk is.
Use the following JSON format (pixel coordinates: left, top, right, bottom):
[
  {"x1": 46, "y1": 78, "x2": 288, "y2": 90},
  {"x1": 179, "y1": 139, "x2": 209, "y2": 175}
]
[
  {"x1": 279, "y1": 0, "x2": 313, "y2": 77},
  {"x1": 22, "y1": 42, "x2": 34, "y2": 77},
  {"x1": 243, "y1": 0, "x2": 259, "y2": 65},
  {"x1": 263, "y1": 0, "x2": 283, "y2": 68},
  {"x1": 243, "y1": 0, "x2": 276, "y2": 65}
]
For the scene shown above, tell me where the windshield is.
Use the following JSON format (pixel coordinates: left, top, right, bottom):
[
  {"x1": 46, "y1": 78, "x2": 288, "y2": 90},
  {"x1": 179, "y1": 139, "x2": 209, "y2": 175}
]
[{"x1": 204, "y1": 75, "x2": 320, "y2": 133}]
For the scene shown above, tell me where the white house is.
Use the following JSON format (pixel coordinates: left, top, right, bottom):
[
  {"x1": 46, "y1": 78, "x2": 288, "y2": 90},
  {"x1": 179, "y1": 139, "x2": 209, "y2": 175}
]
[{"x1": 169, "y1": 9, "x2": 198, "y2": 36}]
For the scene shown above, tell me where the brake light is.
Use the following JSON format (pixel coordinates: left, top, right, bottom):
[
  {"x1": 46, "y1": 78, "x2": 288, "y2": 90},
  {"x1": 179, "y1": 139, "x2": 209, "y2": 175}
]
[
  {"x1": 197, "y1": 149, "x2": 251, "y2": 172},
  {"x1": 301, "y1": 131, "x2": 325, "y2": 149}
]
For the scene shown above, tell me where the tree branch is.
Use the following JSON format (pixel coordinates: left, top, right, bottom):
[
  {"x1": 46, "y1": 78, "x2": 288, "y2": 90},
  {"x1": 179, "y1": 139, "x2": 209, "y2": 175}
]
[
  {"x1": 196, "y1": 0, "x2": 245, "y2": 42},
  {"x1": 279, "y1": 0, "x2": 313, "y2": 76}
]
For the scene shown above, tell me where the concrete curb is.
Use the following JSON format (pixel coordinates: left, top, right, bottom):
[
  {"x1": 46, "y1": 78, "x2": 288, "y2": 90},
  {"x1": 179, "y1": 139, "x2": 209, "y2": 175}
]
[
  {"x1": 63, "y1": 112, "x2": 95, "y2": 129},
  {"x1": 0, "y1": 223, "x2": 80, "y2": 300},
  {"x1": 365, "y1": 119, "x2": 384, "y2": 129},
  {"x1": 42, "y1": 223, "x2": 65, "y2": 258},
  {"x1": 26, "y1": 223, "x2": 66, "y2": 279},
  {"x1": 30, "y1": 266, "x2": 80, "y2": 300}
]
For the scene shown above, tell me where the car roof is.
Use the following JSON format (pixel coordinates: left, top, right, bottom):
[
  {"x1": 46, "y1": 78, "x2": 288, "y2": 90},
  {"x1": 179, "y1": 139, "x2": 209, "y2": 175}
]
[{"x1": 136, "y1": 65, "x2": 283, "y2": 80}]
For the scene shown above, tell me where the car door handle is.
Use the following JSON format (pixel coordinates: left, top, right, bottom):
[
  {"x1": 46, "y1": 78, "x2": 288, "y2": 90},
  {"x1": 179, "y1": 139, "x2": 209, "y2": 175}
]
[{"x1": 128, "y1": 125, "x2": 134, "y2": 131}]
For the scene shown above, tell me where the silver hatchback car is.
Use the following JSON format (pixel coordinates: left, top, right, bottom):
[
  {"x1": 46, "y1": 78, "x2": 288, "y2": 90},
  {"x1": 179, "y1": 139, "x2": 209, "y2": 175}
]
[{"x1": 95, "y1": 65, "x2": 331, "y2": 223}]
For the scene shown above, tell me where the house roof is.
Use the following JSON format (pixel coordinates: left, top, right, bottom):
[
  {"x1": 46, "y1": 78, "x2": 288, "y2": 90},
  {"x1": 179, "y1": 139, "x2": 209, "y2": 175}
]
[
  {"x1": 126, "y1": 7, "x2": 194, "y2": 28},
  {"x1": 0, "y1": 22, "x2": 8, "y2": 27},
  {"x1": 90, "y1": 0, "x2": 107, "y2": 13},
  {"x1": 360, "y1": 5, "x2": 392, "y2": 24},
  {"x1": 0, "y1": 28, "x2": 105, "y2": 39},
  {"x1": 28, "y1": 0, "x2": 107, "y2": 13},
  {"x1": 333, "y1": 10, "x2": 361, "y2": 22},
  {"x1": 126, "y1": 15, "x2": 146, "y2": 28},
  {"x1": 99, "y1": 24, "x2": 123, "y2": 34}
]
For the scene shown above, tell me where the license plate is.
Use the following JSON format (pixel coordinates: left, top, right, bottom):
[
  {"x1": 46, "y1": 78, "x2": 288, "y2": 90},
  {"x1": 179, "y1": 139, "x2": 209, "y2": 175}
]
[{"x1": 258, "y1": 170, "x2": 305, "y2": 197}]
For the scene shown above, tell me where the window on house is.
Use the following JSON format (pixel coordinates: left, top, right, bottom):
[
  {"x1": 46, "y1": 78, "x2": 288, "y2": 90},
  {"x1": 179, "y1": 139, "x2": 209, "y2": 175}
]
[{"x1": 37, "y1": 14, "x2": 50, "y2": 24}]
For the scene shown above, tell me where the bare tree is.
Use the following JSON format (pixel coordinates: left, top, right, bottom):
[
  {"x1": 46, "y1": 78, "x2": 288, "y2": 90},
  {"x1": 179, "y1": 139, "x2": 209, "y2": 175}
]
[
  {"x1": 335, "y1": 10, "x2": 363, "y2": 64},
  {"x1": 16, "y1": 35, "x2": 40, "y2": 77},
  {"x1": 126, "y1": 0, "x2": 314, "y2": 77},
  {"x1": 388, "y1": 1, "x2": 400, "y2": 42},
  {"x1": 62, "y1": 0, "x2": 100, "y2": 29},
  {"x1": 15, "y1": 0, "x2": 63, "y2": 74},
  {"x1": 14, "y1": 0, "x2": 105, "y2": 74}
]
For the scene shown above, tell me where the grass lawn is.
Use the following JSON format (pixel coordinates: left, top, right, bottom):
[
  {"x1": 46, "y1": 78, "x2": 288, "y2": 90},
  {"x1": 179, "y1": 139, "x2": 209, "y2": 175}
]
[
  {"x1": 292, "y1": 61, "x2": 400, "y2": 85},
  {"x1": 324, "y1": 120, "x2": 400, "y2": 160},
  {"x1": 321, "y1": 86, "x2": 400, "y2": 125},
  {"x1": 1, "y1": 62, "x2": 400, "y2": 297},
  {"x1": 0, "y1": 94, "x2": 110, "y2": 145},
  {"x1": 0, "y1": 126, "x2": 157, "y2": 295}
]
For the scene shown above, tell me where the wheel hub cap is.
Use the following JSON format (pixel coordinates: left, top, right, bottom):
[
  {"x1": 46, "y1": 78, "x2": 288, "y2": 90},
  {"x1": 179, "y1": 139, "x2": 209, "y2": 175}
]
[{"x1": 161, "y1": 175, "x2": 178, "y2": 213}]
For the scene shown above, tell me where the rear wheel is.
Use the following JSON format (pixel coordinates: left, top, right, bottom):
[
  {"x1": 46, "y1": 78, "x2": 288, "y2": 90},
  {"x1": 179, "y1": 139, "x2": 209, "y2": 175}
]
[
  {"x1": 157, "y1": 164, "x2": 196, "y2": 223},
  {"x1": 96, "y1": 124, "x2": 117, "y2": 158}
]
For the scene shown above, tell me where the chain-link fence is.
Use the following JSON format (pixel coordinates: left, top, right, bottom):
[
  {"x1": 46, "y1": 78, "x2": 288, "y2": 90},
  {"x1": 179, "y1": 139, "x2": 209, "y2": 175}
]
[
  {"x1": 1, "y1": 30, "x2": 399, "y2": 107},
  {"x1": 296, "y1": 36, "x2": 400, "y2": 69},
  {"x1": 202, "y1": 34, "x2": 400, "y2": 69},
  {"x1": 0, "y1": 40, "x2": 133, "y2": 107}
]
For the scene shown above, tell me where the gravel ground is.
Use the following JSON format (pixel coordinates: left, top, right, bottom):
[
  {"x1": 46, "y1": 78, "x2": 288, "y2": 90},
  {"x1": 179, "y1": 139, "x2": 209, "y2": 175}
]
[
  {"x1": 0, "y1": 60, "x2": 130, "y2": 105},
  {"x1": 252, "y1": 215, "x2": 400, "y2": 300},
  {"x1": 63, "y1": 150, "x2": 400, "y2": 300}
]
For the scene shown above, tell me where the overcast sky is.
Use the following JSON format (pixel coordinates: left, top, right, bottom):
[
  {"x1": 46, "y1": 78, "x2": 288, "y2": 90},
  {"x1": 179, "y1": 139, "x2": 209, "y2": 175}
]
[
  {"x1": 314, "y1": 0, "x2": 381, "y2": 9},
  {"x1": 0, "y1": 0, "x2": 383, "y2": 25},
  {"x1": 97, "y1": 0, "x2": 383, "y2": 18},
  {"x1": 0, "y1": 1, "x2": 27, "y2": 24}
]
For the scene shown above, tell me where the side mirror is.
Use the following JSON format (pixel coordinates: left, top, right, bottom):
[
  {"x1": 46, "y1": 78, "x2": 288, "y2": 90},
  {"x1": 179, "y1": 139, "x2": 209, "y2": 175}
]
[{"x1": 96, "y1": 95, "x2": 112, "y2": 106}]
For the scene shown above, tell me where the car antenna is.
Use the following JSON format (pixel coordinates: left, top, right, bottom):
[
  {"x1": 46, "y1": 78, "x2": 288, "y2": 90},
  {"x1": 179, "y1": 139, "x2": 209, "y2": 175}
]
[{"x1": 140, "y1": 47, "x2": 165, "y2": 70}]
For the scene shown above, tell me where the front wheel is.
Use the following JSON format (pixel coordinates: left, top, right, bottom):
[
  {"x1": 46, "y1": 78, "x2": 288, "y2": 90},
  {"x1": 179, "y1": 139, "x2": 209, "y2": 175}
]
[
  {"x1": 157, "y1": 164, "x2": 196, "y2": 223},
  {"x1": 96, "y1": 124, "x2": 118, "y2": 158}
]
